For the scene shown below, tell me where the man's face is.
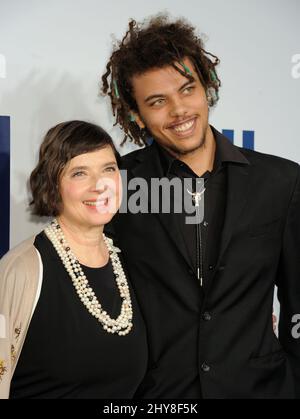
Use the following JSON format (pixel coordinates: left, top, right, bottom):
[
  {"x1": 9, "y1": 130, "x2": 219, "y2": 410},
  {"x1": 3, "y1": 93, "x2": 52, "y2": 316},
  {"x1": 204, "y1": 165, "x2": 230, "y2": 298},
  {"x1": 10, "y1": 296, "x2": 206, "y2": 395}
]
[{"x1": 131, "y1": 57, "x2": 210, "y2": 157}]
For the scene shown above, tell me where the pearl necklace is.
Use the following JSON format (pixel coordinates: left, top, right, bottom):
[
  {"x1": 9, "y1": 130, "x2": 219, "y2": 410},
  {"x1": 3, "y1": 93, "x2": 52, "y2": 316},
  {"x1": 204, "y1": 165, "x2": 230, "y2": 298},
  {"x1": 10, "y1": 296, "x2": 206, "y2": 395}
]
[{"x1": 44, "y1": 219, "x2": 133, "y2": 336}]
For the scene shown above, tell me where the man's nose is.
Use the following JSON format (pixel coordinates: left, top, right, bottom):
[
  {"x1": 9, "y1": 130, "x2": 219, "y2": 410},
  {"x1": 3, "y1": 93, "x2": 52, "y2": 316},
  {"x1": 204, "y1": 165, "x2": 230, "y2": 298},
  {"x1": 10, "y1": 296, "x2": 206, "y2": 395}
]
[{"x1": 169, "y1": 96, "x2": 187, "y2": 118}]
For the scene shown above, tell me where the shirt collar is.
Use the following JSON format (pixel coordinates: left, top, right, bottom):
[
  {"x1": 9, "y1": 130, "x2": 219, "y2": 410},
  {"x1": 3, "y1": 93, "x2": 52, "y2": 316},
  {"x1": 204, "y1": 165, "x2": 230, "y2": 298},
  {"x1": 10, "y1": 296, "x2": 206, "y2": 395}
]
[{"x1": 155, "y1": 125, "x2": 249, "y2": 176}]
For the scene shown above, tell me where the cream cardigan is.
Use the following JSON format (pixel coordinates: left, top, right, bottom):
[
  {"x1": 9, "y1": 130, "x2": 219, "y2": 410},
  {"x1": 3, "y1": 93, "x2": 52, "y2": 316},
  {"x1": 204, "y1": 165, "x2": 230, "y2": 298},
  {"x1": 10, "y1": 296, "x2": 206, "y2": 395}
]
[{"x1": 0, "y1": 236, "x2": 43, "y2": 399}]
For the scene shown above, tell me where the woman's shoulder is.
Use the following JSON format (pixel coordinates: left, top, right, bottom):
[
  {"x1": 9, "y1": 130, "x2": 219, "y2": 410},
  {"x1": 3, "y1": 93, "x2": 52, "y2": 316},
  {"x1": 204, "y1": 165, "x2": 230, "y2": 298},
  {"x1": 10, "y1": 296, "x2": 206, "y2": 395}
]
[
  {"x1": 0, "y1": 235, "x2": 40, "y2": 277},
  {"x1": 0, "y1": 234, "x2": 43, "y2": 314}
]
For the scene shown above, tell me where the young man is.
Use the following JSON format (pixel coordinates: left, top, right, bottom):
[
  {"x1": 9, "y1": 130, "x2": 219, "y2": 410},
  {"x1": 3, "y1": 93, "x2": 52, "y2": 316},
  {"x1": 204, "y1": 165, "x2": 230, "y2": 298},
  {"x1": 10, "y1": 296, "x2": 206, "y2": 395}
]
[{"x1": 102, "y1": 15, "x2": 300, "y2": 398}]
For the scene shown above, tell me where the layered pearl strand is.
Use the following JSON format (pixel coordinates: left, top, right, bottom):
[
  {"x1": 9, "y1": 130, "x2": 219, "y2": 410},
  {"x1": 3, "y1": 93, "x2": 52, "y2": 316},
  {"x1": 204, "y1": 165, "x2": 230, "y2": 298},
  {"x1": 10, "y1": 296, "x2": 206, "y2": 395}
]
[{"x1": 44, "y1": 219, "x2": 133, "y2": 336}]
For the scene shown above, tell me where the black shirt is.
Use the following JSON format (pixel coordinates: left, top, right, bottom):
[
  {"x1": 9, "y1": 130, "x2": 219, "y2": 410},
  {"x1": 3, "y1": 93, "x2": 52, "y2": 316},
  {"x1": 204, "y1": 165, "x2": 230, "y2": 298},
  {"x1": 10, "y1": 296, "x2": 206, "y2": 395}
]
[
  {"x1": 10, "y1": 231, "x2": 148, "y2": 399},
  {"x1": 156, "y1": 126, "x2": 247, "y2": 288}
]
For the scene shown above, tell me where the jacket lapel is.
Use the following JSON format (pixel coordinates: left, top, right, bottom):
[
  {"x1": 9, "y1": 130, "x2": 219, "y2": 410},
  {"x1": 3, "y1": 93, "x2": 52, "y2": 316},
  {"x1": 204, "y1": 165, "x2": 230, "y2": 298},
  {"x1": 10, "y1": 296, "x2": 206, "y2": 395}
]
[
  {"x1": 129, "y1": 145, "x2": 193, "y2": 268},
  {"x1": 216, "y1": 162, "x2": 251, "y2": 268},
  {"x1": 127, "y1": 141, "x2": 252, "y2": 271}
]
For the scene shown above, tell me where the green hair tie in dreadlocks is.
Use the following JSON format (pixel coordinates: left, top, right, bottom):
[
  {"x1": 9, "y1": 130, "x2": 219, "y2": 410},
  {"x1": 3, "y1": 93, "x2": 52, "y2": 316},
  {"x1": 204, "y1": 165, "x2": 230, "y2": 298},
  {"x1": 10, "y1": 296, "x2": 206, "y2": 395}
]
[
  {"x1": 113, "y1": 80, "x2": 120, "y2": 99},
  {"x1": 179, "y1": 61, "x2": 192, "y2": 75},
  {"x1": 209, "y1": 69, "x2": 218, "y2": 83}
]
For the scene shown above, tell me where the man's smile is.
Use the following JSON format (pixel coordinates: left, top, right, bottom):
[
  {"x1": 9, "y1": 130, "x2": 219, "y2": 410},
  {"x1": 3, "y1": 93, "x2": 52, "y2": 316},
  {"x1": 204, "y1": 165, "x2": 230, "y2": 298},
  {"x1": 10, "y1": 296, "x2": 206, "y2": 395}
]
[{"x1": 167, "y1": 117, "x2": 197, "y2": 137}]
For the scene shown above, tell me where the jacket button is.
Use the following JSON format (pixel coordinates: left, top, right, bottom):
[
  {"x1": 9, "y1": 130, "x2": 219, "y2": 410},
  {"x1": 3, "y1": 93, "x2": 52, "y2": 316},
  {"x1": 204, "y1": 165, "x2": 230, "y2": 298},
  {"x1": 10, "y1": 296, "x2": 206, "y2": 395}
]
[
  {"x1": 201, "y1": 362, "x2": 210, "y2": 372},
  {"x1": 202, "y1": 312, "x2": 211, "y2": 321},
  {"x1": 209, "y1": 265, "x2": 214, "y2": 271}
]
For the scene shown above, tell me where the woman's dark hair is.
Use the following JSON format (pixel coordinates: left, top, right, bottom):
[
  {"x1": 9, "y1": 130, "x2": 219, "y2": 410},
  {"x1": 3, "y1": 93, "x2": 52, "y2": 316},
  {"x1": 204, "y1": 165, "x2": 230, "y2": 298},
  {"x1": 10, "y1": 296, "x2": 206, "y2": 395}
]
[
  {"x1": 30, "y1": 120, "x2": 119, "y2": 216},
  {"x1": 102, "y1": 13, "x2": 221, "y2": 147}
]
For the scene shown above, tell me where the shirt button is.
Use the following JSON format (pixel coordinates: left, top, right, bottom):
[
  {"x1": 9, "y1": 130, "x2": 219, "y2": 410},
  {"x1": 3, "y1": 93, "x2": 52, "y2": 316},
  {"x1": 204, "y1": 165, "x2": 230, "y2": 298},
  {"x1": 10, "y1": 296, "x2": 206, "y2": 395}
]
[
  {"x1": 203, "y1": 221, "x2": 209, "y2": 227},
  {"x1": 201, "y1": 362, "x2": 210, "y2": 372},
  {"x1": 209, "y1": 265, "x2": 214, "y2": 271},
  {"x1": 202, "y1": 312, "x2": 211, "y2": 321}
]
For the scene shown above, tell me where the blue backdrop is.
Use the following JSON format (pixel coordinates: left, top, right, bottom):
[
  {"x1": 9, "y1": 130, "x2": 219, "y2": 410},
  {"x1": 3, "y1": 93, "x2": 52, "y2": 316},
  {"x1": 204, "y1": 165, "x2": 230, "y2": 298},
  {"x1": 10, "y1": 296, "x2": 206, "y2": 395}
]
[{"x1": 0, "y1": 116, "x2": 10, "y2": 258}]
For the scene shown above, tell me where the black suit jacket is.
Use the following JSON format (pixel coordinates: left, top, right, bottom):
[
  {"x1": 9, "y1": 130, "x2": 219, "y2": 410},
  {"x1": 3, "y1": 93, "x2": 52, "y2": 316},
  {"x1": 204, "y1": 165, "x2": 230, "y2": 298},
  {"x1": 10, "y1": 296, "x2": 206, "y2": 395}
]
[{"x1": 107, "y1": 128, "x2": 300, "y2": 399}]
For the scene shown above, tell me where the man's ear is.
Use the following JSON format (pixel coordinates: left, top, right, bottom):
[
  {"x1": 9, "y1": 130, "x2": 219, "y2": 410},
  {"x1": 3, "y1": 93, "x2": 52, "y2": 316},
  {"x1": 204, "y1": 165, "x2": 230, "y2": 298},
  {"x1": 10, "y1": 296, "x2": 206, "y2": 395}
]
[{"x1": 130, "y1": 111, "x2": 145, "y2": 129}]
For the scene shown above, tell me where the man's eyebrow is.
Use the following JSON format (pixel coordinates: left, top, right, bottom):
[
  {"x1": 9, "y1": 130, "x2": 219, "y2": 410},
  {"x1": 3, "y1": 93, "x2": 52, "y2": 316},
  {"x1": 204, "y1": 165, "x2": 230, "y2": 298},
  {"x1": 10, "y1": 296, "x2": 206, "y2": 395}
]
[
  {"x1": 144, "y1": 80, "x2": 195, "y2": 103},
  {"x1": 179, "y1": 80, "x2": 195, "y2": 91},
  {"x1": 144, "y1": 93, "x2": 165, "y2": 104}
]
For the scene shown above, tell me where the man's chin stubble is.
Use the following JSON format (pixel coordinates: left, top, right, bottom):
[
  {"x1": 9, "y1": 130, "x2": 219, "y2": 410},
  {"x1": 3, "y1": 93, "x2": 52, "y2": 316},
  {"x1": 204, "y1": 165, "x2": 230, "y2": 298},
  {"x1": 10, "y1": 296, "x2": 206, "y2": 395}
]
[{"x1": 170, "y1": 138, "x2": 206, "y2": 157}]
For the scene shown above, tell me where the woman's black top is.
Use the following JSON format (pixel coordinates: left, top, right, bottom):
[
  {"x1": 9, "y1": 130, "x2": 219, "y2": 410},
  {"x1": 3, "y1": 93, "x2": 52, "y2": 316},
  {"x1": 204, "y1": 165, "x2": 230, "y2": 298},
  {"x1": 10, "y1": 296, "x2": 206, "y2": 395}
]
[{"x1": 10, "y1": 232, "x2": 147, "y2": 399}]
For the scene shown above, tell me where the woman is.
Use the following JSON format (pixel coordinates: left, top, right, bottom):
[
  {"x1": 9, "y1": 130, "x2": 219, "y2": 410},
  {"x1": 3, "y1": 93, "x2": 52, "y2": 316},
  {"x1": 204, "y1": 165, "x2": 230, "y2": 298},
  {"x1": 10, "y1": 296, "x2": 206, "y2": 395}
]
[{"x1": 0, "y1": 120, "x2": 147, "y2": 398}]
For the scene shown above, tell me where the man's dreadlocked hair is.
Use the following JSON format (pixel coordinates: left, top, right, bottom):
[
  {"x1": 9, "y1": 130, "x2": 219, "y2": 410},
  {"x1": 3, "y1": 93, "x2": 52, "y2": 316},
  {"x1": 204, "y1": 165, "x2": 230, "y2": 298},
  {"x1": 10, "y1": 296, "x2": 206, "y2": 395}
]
[{"x1": 102, "y1": 14, "x2": 221, "y2": 147}]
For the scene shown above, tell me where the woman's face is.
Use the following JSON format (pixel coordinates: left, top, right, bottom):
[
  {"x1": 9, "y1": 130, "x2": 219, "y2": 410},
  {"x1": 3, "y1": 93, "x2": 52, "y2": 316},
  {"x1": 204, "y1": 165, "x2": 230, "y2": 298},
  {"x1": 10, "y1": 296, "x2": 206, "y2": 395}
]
[{"x1": 59, "y1": 146, "x2": 121, "y2": 229}]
